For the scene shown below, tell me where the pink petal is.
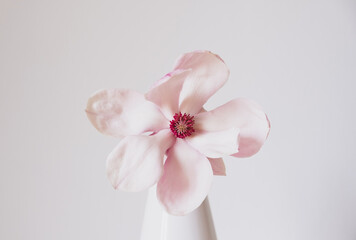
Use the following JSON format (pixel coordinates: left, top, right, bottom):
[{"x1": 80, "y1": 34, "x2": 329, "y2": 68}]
[
  {"x1": 145, "y1": 69, "x2": 191, "y2": 119},
  {"x1": 157, "y1": 139, "x2": 213, "y2": 215},
  {"x1": 186, "y1": 128, "x2": 239, "y2": 158},
  {"x1": 208, "y1": 157, "x2": 226, "y2": 176},
  {"x1": 149, "y1": 69, "x2": 185, "y2": 89},
  {"x1": 174, "y1": 50, "x2": 230, "y2": 114},
  {"x1": 86, "y1": 89, "x2": 168, "y2": 137},
  {"x1": 195, "y1": 98, "x2": 270, "y2": 158},
  {"x1": 106, "y1": 129, "x2": 175, "y2": 192}
]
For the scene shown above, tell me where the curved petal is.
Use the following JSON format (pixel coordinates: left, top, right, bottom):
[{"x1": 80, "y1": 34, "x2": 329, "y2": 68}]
[
  {"x1": 157, "y1": 139, "x2": 213, "y2": 215},
  {"x1": 174, "y1": 50, "x2": 230, "y2": 114},
  {"x1": 145, "y1": 69, "x2": 191, "y2": 119},
  {"x1": 106, "y1": 129, "x2": 175, "y2": 192},
  {"x1": 86, "y1": 89, "x2": 168, "y2": 137},
  {"x1": 149, "y1": 69, "x2": 186, "y2": 89},
  {"x1": 186, "y1": 128, "x2": 239, "y2": 158},
  {"x1": 195, "y1": 98, "x2": 270, "y2": 158},
  {"x1": 208, "y1": 157, "x2": 226, "y2": 176}
]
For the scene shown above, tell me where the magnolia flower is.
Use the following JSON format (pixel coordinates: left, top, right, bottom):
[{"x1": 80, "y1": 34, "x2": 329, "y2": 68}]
[{"x1": 86, "y1": 50, "x2": 270, "y2": 215}]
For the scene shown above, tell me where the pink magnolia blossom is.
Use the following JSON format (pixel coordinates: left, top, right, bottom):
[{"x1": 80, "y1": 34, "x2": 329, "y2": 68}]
[{"x1": 86, "y1": 50, "x2": 270, "y2": 215}]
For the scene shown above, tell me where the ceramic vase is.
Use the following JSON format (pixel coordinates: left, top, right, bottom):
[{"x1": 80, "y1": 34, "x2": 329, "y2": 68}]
[{"x1": 140, "y1": 187, "x2": 217, "y2": 240}]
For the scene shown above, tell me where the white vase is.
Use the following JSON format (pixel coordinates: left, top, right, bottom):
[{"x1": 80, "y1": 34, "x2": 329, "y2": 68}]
[{"x1": 140, "y1": 187, "x2": 217, "y2": 240}]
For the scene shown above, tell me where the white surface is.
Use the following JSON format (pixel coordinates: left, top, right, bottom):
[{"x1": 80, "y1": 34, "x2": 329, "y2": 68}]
[
  {"x1": 141, "y1": 187, "x2": 216, "y2": 240},
  {"x1": 0, "y1": 0, "x2": 355, "y2": 239}
]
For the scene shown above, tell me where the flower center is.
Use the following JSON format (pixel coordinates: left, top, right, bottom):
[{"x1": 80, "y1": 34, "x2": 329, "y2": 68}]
[{"x1": 169, "y1": 112, "x2": 195, "y2": 138}]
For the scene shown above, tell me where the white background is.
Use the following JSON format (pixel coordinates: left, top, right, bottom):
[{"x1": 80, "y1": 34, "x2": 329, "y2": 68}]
[{"x1": 1, "y1": 0, "x2": 355, "y2": 239}]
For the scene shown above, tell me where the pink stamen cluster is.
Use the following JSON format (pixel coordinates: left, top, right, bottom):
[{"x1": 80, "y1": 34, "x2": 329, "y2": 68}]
[{"x1": 170, "y1": 112, "x2": 195, "y2": 138}]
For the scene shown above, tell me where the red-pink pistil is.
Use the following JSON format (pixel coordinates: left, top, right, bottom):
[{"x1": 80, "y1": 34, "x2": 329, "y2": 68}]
[{"x1": 169, "y1": 112, "x2": 195, "y2": 138}]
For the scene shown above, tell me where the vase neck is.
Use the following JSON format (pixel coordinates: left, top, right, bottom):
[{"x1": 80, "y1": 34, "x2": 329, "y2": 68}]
[{"x1": 140, "y1": 186, "x2": 217, "y2": 240}]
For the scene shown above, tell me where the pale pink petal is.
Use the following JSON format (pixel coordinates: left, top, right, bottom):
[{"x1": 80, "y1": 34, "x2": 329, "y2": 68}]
[
  {"x1": 195, "y1": 98, "x2": 270, "y2": 158},
  {"x1": 86, "y1": 89, "x2": 168, "y2": 137},
  {"x1": 186, "y1": 128, "x2": 239, "y2": 158},
  {"x1": 149, "y1": 69, "x2": 186, "y2": 89},
  {"x1": 174, "y1": 50, "x2": 230, "y2": 114},
  {"x1": 157, "y1": 139, "x2": 213, "y2": 215},
  {"x1": 106, "y1": 129, "x2": 175, "y2": 192},
  {"x1": 145, "y1": 69, "x2": 191, "y2": 119},
  {"x1": 208, "y1": 157, "x2": 226, "y2": 176}
]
